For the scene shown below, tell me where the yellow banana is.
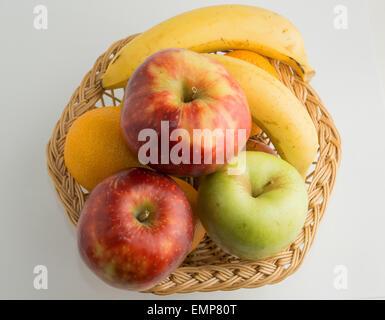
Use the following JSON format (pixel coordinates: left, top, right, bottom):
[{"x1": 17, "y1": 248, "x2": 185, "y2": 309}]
[
  {"x1": 205, "y1": 53, "x2": 318, "y2": 178},
  {"x1": 102, "y1": 4, "x2": 315, "y2": 89}
]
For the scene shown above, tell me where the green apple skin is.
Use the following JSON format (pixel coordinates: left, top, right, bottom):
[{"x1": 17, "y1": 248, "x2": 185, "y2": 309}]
[{"x1": 197, "y1": 151, "x2": 308, "y2": 260}]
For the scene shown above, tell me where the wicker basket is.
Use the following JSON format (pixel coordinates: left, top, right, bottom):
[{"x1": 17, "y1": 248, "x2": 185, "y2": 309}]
[{"x1": 46, "y1": 34, "x2": 341, "y2": 295}]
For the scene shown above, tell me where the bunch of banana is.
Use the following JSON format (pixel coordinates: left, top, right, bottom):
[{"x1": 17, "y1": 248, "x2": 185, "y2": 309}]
[
  {"x1": 102, "y1": 4, "x2": 315, "y2": 89},
  {"x1": 102, "y1": 4, "x2": 318, "y2": 177},
  {"x1": 205, "y1": 54, "x2": 318, "y2": 177}
]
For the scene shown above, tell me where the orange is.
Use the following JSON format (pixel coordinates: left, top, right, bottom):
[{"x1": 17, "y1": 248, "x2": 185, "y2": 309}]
[
  {"x1": 172, "y1": 177, "x2": 206, "y2": 254},
  {"x1": 250, "y1": 122, "x2": 263, "y2": 137},
  {"x1": 64, "y1": 106, "x2": 142, "y2": 191},
  {"x1": 225, "y1": 50, "x2": 279, "y2": 80}
]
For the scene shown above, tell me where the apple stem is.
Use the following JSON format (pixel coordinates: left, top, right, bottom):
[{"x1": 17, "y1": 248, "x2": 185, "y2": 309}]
[{"x1": 137, "y1": 209, "x2": 150, "y2": 223}]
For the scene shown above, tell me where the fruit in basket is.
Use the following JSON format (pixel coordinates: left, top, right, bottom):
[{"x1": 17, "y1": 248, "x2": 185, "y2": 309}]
[
  {"x1": 77, "y1": 168, "x2": 194, "y2": 291},
  {"x1": 197, "y1": 151, "x2": 308, "y2": 260},
  {"x1": 64, "y1": 106, "x2": 143, "y2": 191},
  {"x1": 63, "y1": 105, "x2": 204, "y2": 250},
  {"x1": 206, "y1": 53, "x2": 318, "y2": 178},
  {"x1": 246, "y1": 140, "x2": 277, "y2": 156},
  {"x1": 172, "y1": 177, "x2": 206, "y2": 253},
  {"x1": 102, "y1": 4, "x2": 314, "y2": 89},
  {"x1": 250, "y1": 122, "x2": 263, "y2": 137},
  {"x1": 222, "y1": 50, "x2": 277, "y2": 137},
  {"x1": 225, "y1": 50, "x2": 279, "y2": 80},
  {"x1": 121, "y1": 48, "x2": 251, "y2": 177}
]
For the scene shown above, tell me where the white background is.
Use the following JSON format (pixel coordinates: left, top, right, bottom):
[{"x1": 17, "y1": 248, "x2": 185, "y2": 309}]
[{"x1": 0, "y1": 0, "x2": 384, "y2": 299}]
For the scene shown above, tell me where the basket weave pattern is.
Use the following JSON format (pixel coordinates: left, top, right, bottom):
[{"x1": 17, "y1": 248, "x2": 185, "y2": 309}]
[{"x1": 46, "y1": 35, "x2": 341, "y2": 294}]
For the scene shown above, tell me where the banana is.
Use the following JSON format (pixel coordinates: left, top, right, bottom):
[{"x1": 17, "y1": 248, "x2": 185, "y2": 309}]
[
  {"x1": 205, "y1": 53, "x2": 318, "y2": 178},
  {"x1": 102, "y1": 4, "x2": 315, "y2": 89}
]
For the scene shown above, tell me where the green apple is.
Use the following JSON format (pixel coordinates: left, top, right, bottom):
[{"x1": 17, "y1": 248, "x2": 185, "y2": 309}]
[{"x1": 197, "y1": 151, "x2": 308, "y2": 260}]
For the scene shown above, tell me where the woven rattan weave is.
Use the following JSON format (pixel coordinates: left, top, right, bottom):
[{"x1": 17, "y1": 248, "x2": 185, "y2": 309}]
[{"x1": 46, "y1": 34, "x2": 341, "y2": 294}]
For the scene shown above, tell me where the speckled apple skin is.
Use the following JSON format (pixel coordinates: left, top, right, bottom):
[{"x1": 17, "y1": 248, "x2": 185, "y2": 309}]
[
  {"x1": 77, "y1": 168, "x2": 194, "y2": 291},
  {"x1": 121, "y1": 48, "x2": 251, "y2": 177}
]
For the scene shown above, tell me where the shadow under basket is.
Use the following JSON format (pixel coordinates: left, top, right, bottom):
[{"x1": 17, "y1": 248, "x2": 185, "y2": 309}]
[{"x1": 46, "y1": 34, "x2": 342, "y2": 295}]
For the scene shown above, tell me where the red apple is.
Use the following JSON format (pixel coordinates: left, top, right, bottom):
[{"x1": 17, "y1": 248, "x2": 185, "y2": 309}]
[
  {"x1": 246, "y1": 140, "x2": 278, "y2": 156},
  {"x1": 77, "y1": 168, "x2": 194, "y2": 291},
  {"x1": 121, "y1": 48, "x2": 251, "y2": 177}
]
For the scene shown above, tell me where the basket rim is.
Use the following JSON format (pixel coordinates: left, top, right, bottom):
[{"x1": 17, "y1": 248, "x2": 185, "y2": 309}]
[{"x1": 46, "y1": 34, "x2": 342, "y2": 295}]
